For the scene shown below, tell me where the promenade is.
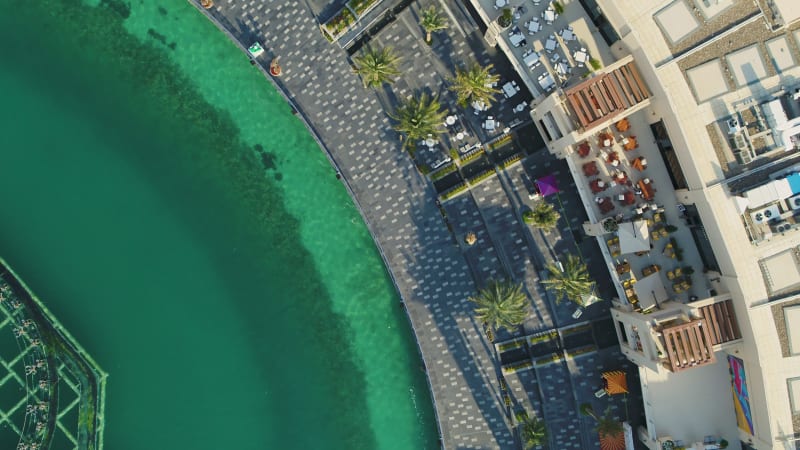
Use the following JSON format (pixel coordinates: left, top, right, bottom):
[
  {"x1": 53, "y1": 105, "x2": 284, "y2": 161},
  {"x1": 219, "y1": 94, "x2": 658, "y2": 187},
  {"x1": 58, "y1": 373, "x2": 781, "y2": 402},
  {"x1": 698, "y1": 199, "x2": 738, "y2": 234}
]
[
  {"x1": 199, "y1": 1, "x2": 515, "y2": 447},
  {"x1": 194, "y1": 1, "x2": 640, "y2": 448}
]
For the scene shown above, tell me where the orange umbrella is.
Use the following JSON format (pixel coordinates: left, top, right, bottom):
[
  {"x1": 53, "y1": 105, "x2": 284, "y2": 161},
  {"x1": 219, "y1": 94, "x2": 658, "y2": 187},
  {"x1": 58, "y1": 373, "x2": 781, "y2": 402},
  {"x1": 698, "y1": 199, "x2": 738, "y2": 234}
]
[
  {"x1": 599, "y1": 430, "x2": 626, "y2": 450},
  {"x1": 602, "y1": 371, "x2": 628, "y2": 395}
]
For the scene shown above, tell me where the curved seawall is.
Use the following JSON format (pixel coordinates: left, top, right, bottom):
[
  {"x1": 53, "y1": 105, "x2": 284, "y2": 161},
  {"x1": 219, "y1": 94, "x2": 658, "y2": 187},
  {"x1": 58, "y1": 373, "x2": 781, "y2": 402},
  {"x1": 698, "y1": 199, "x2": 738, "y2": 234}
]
[
  {"x1": 185, "y1": 2, "x2": 448, "y2": 443},
  {"x1": 190, "y1": 1, "x2": 511, "y2": 448}
]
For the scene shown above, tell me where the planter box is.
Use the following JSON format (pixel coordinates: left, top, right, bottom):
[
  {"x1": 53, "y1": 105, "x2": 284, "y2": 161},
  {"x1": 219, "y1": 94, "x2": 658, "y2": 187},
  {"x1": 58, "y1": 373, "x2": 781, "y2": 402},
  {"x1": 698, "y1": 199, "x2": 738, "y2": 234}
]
[
  {"x1": 322, "y1": 8, "x2": 356, "y2": 41},
  {"x1": 348, "y1": 0, "x2": 379, "y2": 16}
]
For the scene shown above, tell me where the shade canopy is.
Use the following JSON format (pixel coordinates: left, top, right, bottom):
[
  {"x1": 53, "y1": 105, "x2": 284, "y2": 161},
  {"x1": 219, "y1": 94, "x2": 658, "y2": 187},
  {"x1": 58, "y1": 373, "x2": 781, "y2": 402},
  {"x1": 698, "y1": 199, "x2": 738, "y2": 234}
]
[
  {"x1": 618, "y1": 220, "x2": 649, "y2": 254},
  {"x1": 599, "y1": 430, "x2": 626, "y2": 450},
  {"x1": 602, "y1": 371, "x2": 629, "y2": 395},
  {"x1": 633, "y1": 272, "x2": 669, "y2": 311},
  {"x1": 535, "y1": 174, "x2": 560, "y2": 197}
]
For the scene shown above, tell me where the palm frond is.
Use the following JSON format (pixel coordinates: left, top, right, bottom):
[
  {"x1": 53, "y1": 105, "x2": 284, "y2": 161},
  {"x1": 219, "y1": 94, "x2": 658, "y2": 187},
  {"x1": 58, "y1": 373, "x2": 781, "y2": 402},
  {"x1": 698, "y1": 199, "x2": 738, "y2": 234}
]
[
  {"x1": 469, "y1": 280, "x2": 530, "y2": 334},
  {"x1": 353, "y1": 46, "x2": 401, "y2": 88},
  {"x1": 541, "y1": 254, "x2": 593, "y2": 305},
  {"x1": 448, "y1": 63, "x2": 501, "y2": 108},
  {"x1": 391, "y1": 93, "x2": 447, "y2": 144}
]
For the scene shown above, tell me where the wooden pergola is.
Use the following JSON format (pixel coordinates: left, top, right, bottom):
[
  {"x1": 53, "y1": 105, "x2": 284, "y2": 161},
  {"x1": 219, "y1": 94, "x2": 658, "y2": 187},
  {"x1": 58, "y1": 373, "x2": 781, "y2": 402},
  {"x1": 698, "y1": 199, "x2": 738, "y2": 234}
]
[
  {"x1": 661, "y1": 319, "x2": 716, "y2": 372},
  {"x1": 698, "y1": 299, "x2": 742, "y2": 346},
  {"x1": 564, "y1": 61, "x2": 650, "y2": 131}
]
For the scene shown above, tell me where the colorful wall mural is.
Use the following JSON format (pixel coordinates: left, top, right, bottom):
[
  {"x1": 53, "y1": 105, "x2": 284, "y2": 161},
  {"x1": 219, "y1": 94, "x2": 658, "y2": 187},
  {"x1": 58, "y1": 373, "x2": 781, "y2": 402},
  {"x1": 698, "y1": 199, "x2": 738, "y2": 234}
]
[{"x1": 728, "y1": 355, "x2": 754, "y2": 434}]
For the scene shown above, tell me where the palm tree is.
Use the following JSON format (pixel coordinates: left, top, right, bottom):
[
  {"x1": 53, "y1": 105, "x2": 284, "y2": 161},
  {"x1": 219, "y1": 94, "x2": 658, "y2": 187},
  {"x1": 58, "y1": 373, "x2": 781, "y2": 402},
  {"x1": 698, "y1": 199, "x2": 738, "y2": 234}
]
[
  {"x1": 519, "y1": 414, "x2": 547, "y2": 449},
  {"x1": 541, "y1": 254, "x2": 593, "y2": 305},
  {"x1": 469, "y1": 280, "x2": 530, "y2": 336},
  {"x1": 449, "y1": 62, "x2": 501, "y2": 108},
  {"x1": 420, "y1": 6, "x2": 449, "y2": 43},
  {"x1": 353, "y1": 46, "x2": 401, "y2": 88},
  {"x1": 580, "y1": 404, "x2": 623, "y2": 439},
  {"x1": 391, "y1": 93, "x2": 447, "y2": 145},
  {"x1": 523, "y1": 201, "x2": 561, "y2": 230}
]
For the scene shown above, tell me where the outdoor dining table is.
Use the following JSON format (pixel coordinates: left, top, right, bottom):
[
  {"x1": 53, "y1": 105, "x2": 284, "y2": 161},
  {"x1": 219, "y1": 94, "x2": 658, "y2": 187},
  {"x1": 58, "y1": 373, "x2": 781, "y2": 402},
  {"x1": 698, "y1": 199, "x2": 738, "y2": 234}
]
[
  {"x1": 523, "y1": 51, "x2": 541, "y2": 68},
  {"x1": 582, "y1": 161, "x2": 598, "y2": 176},
  {"x1": 642, "y1": 264, "x2": 660, "y2": 277},
  {"x1": 455, "y1": 132, "x2": 465, "y2": 140},
  {"x1": 509, "y1": 32, "x2": 526, "y2": 47},
  {"x1": 637, "y1": 178, "x2": 655, "y2": 200},
  {"x1": 527, "y1": 19, "x2": 541, "y2": 34},
  {"x1": 590, "y1": 179, "x2": 608, "y2": 193},
  {"x1": 545, "y1": 37, "x2": 557, "y2": 52},
  {"x1": 615, "y1": 118, "x2": 630, "y2": 132},
  {"x1": 573, "y1": 49, "x2": 588, "y2": 64},
  {"x1": 472, "y1": 99, "x2": 487, "y2": 112},
  {"x1": 632, "y1": 156, "x2": 648, "y2": 171},
  {"x1": 619, "y1": 190, "x2": 636, "y2": 205},
  {"x1": 555, "y1": 61, "x2": 569, "y2": 76},
  {"x1": 623, "y1": 136, "x2": 638, "y2": 151},
  {"x1": 561, "y1": 28, "x2": 576, "y2": 41},
  {"x1": 598, "y1": 197, "x2": 615, "y2": 214},
  {"x1": 578, "y1": 142, "x2": 591, "y2": 158},
  {"x1": 495, "y1": 0, "x2": 507, "y2": 8},
  {"x1": 543, "y1": 9, "x2": 555, "y2": 23},
  {"x1": 538, "y1": 73, "x2": 555, "y2": 90},
  {"x1": 484, "y1": 117, "x2": 497, "y2": 131},
  {"x1": 502, "y1": 82, "x2": 519, "y2": 98},
  {"x1": 445, "y1": 115, "x2": 457, "y2": 126},
  {"x1": 605, "y1": 151, "x2": 620, "y2": 166}
]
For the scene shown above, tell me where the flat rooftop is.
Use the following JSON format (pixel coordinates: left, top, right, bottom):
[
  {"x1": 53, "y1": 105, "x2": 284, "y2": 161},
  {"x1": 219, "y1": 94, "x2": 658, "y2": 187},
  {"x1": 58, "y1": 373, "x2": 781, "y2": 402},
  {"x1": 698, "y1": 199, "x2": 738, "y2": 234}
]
[
  {"x1": 686, "y1": 60, "x2": 730, "y2": 102},
  {"x1": 640, "y1": 358, "x2": 742, "y2": 449},
  {"x1": 760, "y1": 248, "x2": 800, "y2": 295},
  {"x1": 653, "y1": 1, "x2": 699, "y2": 44},
  {"x1": 774, "y1": 0, "x2": 800, "y2": 26}
]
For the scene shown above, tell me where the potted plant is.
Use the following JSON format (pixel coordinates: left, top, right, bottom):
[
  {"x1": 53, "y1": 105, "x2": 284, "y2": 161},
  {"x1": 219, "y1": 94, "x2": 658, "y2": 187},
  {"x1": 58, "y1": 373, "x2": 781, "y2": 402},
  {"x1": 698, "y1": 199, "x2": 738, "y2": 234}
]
[
  {"x1": 718, "y1": 439, "x2": 728, "y2": 449},
  {"x1": 498, "y1": 8, "x2": 513, "y2": 28}
]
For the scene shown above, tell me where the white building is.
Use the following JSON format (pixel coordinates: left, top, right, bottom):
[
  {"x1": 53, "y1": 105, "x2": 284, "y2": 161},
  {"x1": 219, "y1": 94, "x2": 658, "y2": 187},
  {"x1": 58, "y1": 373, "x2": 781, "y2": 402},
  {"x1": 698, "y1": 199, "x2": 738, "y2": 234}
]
[{"x1": 534, "y1": 0, "x2": 800, "y2": 449}]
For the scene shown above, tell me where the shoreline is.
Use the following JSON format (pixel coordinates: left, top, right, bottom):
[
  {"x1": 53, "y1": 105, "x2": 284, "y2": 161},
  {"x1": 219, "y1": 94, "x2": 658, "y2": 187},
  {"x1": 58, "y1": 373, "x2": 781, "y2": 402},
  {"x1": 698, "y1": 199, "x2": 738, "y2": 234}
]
[{"x1": 185, "y1": 1, "x2": 448, "y2": 446}]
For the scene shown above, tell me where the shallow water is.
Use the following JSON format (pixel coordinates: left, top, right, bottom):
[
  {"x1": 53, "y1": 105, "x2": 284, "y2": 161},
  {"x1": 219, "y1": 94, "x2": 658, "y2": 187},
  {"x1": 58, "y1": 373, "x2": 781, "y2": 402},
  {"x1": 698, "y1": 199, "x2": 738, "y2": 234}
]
[{"x1": 0, "y1": 0, "x2": 437, "y2": 448}]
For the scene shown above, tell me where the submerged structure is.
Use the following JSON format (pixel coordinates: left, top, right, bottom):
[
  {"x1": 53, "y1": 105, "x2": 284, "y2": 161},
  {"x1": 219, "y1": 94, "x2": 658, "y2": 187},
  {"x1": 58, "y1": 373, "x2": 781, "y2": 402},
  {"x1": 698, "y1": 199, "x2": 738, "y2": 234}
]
[{"x1": 0, "y1": 258, "x2": 106, "y2": 450}]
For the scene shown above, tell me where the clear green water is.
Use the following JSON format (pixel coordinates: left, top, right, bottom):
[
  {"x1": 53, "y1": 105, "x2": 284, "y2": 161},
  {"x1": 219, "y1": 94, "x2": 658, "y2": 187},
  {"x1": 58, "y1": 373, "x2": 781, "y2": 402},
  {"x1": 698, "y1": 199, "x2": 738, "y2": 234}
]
[{"x1": 0, "y1": 0, "x2": 437, "y2": 449}]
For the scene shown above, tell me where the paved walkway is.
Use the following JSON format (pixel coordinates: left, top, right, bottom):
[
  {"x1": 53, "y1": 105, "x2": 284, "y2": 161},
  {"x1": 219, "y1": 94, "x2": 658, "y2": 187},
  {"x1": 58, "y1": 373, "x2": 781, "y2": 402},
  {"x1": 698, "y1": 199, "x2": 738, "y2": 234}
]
[{"x1": 201, "y1": 1, "x2": 517, "y2": 448}]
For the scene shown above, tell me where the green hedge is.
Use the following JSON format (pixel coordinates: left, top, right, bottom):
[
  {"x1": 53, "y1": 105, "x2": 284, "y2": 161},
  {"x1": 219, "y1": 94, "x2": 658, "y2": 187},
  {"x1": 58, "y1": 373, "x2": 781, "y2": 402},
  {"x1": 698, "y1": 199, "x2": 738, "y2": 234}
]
[
  {"x1": 468, "y1": 169, "x2": 496, "y2": 185},
  {"x1": 430, "y1": 163, "x2": 457, "y2": 181},
  {"x1": 440, "y1": 183, "x2": 468, "y2": 201},
  {"x1": 460, "y1": 148, "x2": 485, "y2": 165},
  {"x1": 535, "y1": 352, "x2": 563, "y2": 366},
  {"x1": 488, "y1": 134, "x2": 513, "y2": 150},
  {"x1": 498, "y1": 154, "x2": 522, "y2": 169},
  {"x1": 502, "y1": 360, "x2": 534, "y2": 374},
  {"x1": 348, "y1": 0, "x2": 378, "y2": 16},
  {"x1": 565, "y1": 345, "x2": 597, "y2": 359},
  {"x1": 497, "y1": 338, "x2": 525, "y2": 352},
  {"x1": 528, "y1": 331, "x2": 558, "y2": 345}
]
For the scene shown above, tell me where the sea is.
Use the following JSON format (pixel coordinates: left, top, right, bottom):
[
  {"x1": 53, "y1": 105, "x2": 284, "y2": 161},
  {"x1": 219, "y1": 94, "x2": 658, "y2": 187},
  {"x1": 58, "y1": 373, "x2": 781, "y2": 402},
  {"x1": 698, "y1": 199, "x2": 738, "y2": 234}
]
[{"x1": 0, "y1": 0, "x2": 438, "y2": 448}]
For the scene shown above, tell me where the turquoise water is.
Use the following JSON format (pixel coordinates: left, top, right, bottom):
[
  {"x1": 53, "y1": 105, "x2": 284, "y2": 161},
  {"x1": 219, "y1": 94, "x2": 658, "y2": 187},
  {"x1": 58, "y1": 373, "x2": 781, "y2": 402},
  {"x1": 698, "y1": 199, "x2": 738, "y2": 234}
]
[{"x1": 0, "y1": 0, "x2": 437, "y2": 449}]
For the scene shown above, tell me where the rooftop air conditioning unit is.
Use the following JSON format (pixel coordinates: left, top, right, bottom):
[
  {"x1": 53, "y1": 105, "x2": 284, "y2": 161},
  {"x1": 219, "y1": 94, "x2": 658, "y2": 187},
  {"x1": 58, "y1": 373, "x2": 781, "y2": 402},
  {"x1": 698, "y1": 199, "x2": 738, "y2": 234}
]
[{"x1": 727, "y1": 118, "x2": 741, "y2": 135}]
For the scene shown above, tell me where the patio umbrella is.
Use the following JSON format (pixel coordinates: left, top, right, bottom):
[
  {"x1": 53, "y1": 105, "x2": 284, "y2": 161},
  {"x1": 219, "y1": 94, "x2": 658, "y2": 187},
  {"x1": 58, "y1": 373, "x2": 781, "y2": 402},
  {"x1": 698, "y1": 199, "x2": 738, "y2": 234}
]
[
  {"x1": 535, "y1": 174, "x2": 560, "y2": 197},
  {"x1": 601, "y1": 371, "x2": 628, "y2": 395},
  {"x1": 599, "y1": 430, "x2": 626, "y2": 450}
]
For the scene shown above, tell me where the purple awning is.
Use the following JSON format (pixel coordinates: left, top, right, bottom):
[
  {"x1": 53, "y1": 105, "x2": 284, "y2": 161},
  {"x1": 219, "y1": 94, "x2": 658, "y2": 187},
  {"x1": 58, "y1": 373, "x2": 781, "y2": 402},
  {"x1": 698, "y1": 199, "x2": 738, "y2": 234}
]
[{"x1": 535, "y1": 174, "x2": 560, "y2": 197}]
